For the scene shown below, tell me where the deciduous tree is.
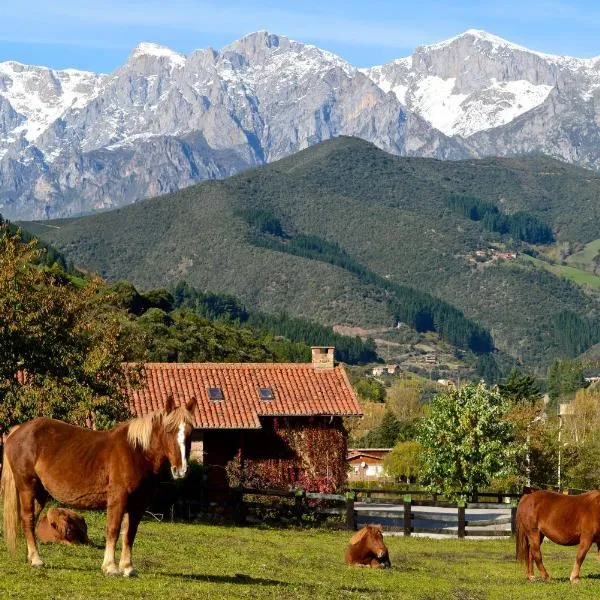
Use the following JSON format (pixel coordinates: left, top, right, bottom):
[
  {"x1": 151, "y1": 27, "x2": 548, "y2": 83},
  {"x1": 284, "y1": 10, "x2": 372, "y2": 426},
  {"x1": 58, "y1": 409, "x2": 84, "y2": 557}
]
[
  {"x1": 0, "y1": 226, "x2": 139, "y2": 432},
  {"x1": 383, "y1": 440, "x2": 423, "y2": 483},
  {"x1": 418, "y1": 382, "x2": 522, "y2": 498}
]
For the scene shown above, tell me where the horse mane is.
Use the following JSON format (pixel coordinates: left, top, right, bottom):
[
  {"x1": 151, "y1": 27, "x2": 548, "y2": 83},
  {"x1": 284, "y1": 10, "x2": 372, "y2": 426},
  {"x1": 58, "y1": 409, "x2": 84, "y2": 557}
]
[{"x1": 126, "y1": 406, "x2": 194, "y2": 451}]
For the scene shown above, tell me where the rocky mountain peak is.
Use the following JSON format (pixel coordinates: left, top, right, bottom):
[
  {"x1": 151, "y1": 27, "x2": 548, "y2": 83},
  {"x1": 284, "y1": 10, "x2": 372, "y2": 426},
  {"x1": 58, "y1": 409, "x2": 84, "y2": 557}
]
[{"x1": 4, "y1": 30, "x2": 600, "y2": 220}]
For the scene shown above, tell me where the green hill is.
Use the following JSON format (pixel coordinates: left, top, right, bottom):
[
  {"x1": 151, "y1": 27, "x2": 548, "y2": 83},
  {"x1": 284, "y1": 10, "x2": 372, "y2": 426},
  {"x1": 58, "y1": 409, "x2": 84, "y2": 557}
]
[{"x1": 22, "y1": 137, "x2": 600, "y2": 373}]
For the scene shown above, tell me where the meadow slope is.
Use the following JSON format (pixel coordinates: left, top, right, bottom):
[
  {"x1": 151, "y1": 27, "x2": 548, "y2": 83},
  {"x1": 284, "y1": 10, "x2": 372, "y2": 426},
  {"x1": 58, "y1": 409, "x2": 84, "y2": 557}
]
[{"x1": 23, "y1": 137, "x2": 600, "y2": 370}]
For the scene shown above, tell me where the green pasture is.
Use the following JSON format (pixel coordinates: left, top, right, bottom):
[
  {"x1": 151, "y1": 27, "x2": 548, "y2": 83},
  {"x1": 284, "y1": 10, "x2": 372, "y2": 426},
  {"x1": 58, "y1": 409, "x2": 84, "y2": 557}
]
[
  {"x1": 0, "y1": 513, "x2": 599, "y2": 599},
  {"x1": 520, "y1": 253, "x2": 600, "y2": 289},
  {"x1": 566, "y1": 238, "x2": 600, "y2": 270}
]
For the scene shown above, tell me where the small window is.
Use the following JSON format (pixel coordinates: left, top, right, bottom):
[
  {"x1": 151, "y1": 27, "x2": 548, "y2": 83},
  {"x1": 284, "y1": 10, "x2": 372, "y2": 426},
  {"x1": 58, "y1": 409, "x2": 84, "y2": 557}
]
[
  {"x1": 259, "y1": 387, "x2": 274, "y2": 400},
  {"x1": 208, "y1": 387, "x2": 224, "y2": 401}
]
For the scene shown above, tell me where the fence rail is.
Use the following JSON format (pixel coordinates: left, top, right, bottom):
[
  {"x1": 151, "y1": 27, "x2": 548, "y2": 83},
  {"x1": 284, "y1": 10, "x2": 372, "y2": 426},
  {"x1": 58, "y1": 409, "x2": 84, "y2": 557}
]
[{"x1": 161, "y1": 487, "x2": 519, "y2": 538}]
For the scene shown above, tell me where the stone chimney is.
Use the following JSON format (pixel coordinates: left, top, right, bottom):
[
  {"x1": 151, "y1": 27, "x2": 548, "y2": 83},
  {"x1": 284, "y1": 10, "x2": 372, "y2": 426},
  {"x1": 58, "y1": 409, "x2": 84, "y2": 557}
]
[{"x1": 311, "y1": 346, "x2": 335, "y2": 370}]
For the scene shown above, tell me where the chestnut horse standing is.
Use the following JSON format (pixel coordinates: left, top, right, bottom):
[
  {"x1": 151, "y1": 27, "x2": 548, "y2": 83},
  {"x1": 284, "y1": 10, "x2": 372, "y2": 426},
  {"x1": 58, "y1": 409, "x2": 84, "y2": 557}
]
[
  {"x1": 516, "y1": 489, "x2": 600, "y2": 583},
  {"x1": 1, "y1": 395, "x2": 195, "y2": 576}
]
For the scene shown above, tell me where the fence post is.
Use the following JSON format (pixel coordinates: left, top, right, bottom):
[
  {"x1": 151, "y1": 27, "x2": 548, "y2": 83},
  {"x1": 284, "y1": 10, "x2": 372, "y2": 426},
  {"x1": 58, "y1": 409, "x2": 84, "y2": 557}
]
[
  {"x1": 346, "y1": 491, "x2": 357, "y2": 531},
  {"x1": 510, "y1": 500, "x2": 518, "y2": 536},
  {"x1": 295, "y1": 488, "x2": 305, "y2": 526},
  {"x1": 457, "y1": 500, "x2": 466, "y2": 539},
  {"x1": 403, "y1": 494, "x2": 412, "y2": 537},
  {"x1": 232, "y1": 486, "x2": 246, "y2": 526}
]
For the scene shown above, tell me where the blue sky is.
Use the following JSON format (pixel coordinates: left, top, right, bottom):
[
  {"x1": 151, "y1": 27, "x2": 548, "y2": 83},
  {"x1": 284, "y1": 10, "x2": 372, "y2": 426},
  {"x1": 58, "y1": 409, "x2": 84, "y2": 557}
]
[{"x1": 2, "y1": 0, "x2": 600, "y2": 72}]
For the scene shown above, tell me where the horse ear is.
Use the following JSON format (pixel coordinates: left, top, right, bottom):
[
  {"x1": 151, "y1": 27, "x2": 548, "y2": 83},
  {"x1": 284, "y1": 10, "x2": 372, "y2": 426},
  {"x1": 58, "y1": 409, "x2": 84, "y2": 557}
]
[
  {"x1": 185, "y1": 397, "x2": 196, "y2": 412},
  {"x1": 165, "y1": 393, "x2": 175, "y2": 414},
  {"x1": 349, "y1": 527, "x2": 369, "y2": 545}
]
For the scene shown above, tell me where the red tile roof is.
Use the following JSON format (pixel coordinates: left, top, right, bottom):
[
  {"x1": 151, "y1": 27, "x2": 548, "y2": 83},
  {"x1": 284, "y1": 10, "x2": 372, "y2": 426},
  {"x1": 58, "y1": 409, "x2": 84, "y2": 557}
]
[{"x1": 126, "y1": 362, "x2": 363, "y2": 429}]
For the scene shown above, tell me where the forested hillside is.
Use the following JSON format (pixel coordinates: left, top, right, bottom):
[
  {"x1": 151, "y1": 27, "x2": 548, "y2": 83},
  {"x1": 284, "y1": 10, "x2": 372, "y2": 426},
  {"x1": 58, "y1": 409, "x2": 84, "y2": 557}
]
[{"x1": 23, "y1": 137, "x2": 600, "y2": 372}]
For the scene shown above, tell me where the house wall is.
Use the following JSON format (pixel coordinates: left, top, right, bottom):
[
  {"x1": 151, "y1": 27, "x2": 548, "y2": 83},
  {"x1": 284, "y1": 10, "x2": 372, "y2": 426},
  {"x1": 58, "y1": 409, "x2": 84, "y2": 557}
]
[
  {"x1": 200, "y1": 416, "x2": 349, "y2": 492},
  {"x1": 348, "y1": 457, "x2": 386, "y2": 481}
]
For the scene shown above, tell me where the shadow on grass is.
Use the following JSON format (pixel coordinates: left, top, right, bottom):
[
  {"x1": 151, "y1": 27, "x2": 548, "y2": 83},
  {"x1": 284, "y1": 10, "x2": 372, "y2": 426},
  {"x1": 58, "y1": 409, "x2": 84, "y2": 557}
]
[
  {"x1": 525, "y1": 573, "x2": 600, "y2": 583},
  {"x1": 44, "y1": 565, "x2": 289, "y2": 587},
  {"x1": 160, "y1": 571, "x2": 289, "y2": 586}
]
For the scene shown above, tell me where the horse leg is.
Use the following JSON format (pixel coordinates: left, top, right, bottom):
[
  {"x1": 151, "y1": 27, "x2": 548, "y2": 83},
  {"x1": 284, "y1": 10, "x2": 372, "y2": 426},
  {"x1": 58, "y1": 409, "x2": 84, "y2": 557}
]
[
  {"x1": 19, "y1": 487, "x2": 43, "y2": 567},
  {"x1": 526, "y1": 545, "x2": 535, "y2": 581},
  {"x1": 529, "y1": 532, "x2": 550, "y2": 581},
  {"x1": 33, "y1": 489, "x2": 48, "y2": 522},
  {"x1": 119, "y1": 508, "x2": 142, "y2": 577},
  {"x1": 570, "y1": 535, "x2": 593, "y2": 583},
  {"x1": 102, "y1": 495, "x2": 126, "y2": 576}
]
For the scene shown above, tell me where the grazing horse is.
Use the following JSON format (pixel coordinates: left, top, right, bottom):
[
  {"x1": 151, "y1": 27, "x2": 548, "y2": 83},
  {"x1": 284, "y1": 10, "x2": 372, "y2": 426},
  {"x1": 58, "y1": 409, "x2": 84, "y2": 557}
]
[
  {"x1": 344, "y1": 524, "x2": 391, "y2": 568},
  {"x1": 36, "y1": 507, "x2": 90, "y2": 545},
  {"x1": 1, "y1": 395, "x2": 195, "y2": 576},
  {"x1": 516, "y1": 489, "x2": 600, "y2": 583}
]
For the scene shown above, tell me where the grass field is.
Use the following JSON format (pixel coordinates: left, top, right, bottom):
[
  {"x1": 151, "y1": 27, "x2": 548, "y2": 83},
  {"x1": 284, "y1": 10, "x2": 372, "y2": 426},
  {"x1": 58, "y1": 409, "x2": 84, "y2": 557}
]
[
  {"x1": 520, "y1": 254, "x2": 600, "y2": 289},
  {"x1": 567, "y1": 238, "x2": 600, "y2": 271},
  {"x1": 1, "y1": 513, "x2": 599, "y2": 600}
]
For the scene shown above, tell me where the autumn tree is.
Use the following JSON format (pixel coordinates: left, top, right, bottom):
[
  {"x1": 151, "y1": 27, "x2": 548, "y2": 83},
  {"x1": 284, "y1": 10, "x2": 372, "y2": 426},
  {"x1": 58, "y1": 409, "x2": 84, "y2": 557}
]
[
  {"x1": 0, "y1": 226, "x2": 140, "y2": 432},
  {"x1": 561, "y1": 385, "x2": 600, "y2": 489},
  {"x1": 418, "y1": 382, "x2": 523, "y2": 498},
  {"x1": 383, "y1": 440, "x2": 423, "y2": 483},
  {"x1": 385, "y1": 377, "x2": 425, "y2": 422}
]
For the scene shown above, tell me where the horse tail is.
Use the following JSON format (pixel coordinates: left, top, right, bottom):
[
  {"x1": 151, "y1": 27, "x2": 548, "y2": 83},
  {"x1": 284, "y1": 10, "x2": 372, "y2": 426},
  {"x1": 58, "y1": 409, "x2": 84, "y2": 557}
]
[
  {"x1": 515, "y1": 510, "x2": 529, "y2": 563},
  {"x1": 1, "y1": 448, "x2": 20, "y2": 555}
]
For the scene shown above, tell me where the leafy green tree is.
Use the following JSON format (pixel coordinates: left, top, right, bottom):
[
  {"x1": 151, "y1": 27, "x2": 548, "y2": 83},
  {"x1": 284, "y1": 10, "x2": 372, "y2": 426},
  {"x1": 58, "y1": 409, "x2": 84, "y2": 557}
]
[
  {"x1": 356, "y1": 409, "x2": 413, "y2": 447},
  {"x1": 476, "y1": 353, "x2": 502, "y2": 384},
  {"x1": 0, "y1": 226, "x2": 139, "y2": 432},
  {"x1": 498, "y1": 368, "x2": 541, "y2": 404},
  {"x1": 353, "y1": 378, "x2": 386, "y2": 403},
  {"x1": 547, "y1": 359, "x2": 586, "y2": 408},
  {"x1": 383, "y1": 440, "x2": 423, "y2": 483},
  {"x1": 418, "y1": 382, "x2": 522, "y2": 498}
]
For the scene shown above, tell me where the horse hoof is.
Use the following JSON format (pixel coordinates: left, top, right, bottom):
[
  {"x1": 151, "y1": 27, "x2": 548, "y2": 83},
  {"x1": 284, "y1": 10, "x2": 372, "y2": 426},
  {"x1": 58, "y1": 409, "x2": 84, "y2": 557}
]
[
  {"x1": 102, "y1": 565, "x2": 120, "y2": 577},
  {"x1": 570, "y1": 577, "x2": 580, "y2": 584},
  {"x1": 122, "y1": 567, "x2": 137, "y2": 578},
  {"x1": 30, "y1": 558, "x2": 44, "y2": 568}
]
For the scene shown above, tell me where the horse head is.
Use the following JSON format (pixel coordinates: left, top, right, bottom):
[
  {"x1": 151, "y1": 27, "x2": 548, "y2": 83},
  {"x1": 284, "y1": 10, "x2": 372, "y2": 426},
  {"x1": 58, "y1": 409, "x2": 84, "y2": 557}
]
[
  {"x1": 162, "y1": 395, "x2": 195, "y2": 480},
  {"x1": 127, "y1": 394, "x2": 196, "y2": 479},
  {"x1": 346, "y1": 524, "x2": 391, "y2": 568}
]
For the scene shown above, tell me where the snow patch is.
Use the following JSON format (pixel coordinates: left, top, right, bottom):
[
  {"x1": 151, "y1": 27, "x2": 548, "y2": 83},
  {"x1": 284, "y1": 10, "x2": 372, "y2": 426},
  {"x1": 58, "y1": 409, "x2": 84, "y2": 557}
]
[
  {"x1": 131, "y1": 42, "x2": 186, "y2": 67},
  {"x1": 0, "y1": 61, "x2": 105, "y2": 144}
]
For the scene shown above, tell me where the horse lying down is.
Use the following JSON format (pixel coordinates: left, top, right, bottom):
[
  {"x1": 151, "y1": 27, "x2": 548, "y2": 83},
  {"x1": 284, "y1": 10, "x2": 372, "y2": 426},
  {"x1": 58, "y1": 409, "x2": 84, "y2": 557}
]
[
  {"x1": 344, "y1": 524, "x2": 391, "y2": 568},
  {"x1": 36, "y1": 508, "x2": 89, "y2": 545}
]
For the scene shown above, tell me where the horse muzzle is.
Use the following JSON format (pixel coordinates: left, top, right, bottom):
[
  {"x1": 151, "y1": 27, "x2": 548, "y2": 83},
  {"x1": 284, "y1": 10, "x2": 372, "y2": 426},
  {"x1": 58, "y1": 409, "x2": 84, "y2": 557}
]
[{"x1": 171, "y1": 465, "x2": 188, "y2": 480}]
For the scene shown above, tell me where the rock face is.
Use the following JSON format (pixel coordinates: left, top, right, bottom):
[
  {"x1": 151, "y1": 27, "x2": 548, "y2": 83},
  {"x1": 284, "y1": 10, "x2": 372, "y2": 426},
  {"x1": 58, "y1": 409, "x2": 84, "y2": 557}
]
[
  {"x1": 365, "y1": 29, "x2": 600, "y2": 169},
  {"x1": 3, "y1": 29, "x2": 600, "y2": 219},
  {"x1": 0, "y1": 33, "x2": 467, "y2": 219}
]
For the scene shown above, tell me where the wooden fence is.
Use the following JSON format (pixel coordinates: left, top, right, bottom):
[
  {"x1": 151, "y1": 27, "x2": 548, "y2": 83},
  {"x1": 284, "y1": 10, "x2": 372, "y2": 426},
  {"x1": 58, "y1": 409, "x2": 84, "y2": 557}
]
[{"x1": 161, "y1": 487, "x2": 519, "y2": 538}]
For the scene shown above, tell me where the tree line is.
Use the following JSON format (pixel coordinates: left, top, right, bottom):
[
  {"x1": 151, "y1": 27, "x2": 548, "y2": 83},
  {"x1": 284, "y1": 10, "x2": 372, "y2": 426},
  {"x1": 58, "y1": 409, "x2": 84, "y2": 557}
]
[
  {"x1": 0, "y1": 224, "x2": 379, "y2": 434},
  {"x1": 170, "y1": 281, "x2": 379, "y2": 365},
  {"x1": 446, "y1": 195, "x2": 554, "y2": 244},
  {"x1": 238, "y1": 208, "x2": 494, "y2": 354},
  {"x1": 355, "y1": 365, "x2": 599, "y2": 495}
]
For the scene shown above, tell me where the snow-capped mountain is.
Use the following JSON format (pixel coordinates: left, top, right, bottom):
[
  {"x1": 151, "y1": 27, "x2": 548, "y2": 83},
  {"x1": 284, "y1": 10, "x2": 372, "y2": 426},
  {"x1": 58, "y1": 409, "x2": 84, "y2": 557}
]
[
  {"x1": 3, "y1": 29, "x2": 600, "y2": 220},
  {"x1": 364, "y1": 29, "x2": 600, "y2": 138},
  {"x1": 0, "y1": 61, "x2": 105, "y2": 157}
]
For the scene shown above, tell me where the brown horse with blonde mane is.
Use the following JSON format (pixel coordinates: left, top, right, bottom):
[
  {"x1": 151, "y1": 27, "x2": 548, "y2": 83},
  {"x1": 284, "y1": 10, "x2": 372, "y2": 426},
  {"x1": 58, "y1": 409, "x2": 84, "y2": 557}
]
[
  {"x1": 516, "y1": 489, "x2": 600, "y2": 583},
  {"x1": 0, "y1": 395, "x2": 195, "y2": 576}
]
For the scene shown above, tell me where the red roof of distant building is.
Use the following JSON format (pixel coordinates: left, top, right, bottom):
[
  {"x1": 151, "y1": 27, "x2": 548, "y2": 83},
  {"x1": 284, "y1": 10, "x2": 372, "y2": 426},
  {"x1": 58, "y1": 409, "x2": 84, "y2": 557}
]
[{"x1": 126, "y1": 362, "x2": 362, "y2": 430}]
